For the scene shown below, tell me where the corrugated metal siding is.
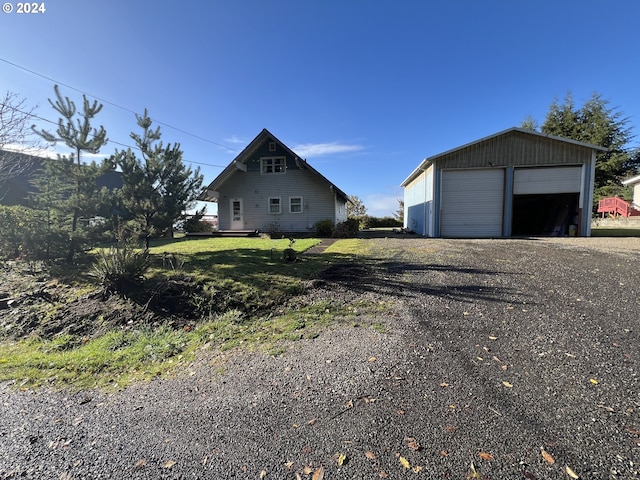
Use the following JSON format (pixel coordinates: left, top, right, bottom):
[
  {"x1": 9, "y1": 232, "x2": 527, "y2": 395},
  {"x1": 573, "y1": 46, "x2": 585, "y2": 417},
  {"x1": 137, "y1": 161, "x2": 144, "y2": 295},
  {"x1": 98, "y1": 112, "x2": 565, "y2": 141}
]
[
  {"x1": 437, "y1": 131, "x2": 593, "y2": 169},
  {"x1": 403, "y1": 166, "x2": 433, "y2": 235},
  {"x1": 514, "y1": 166, "x2": 582, "y2": 194},
  {"x1": 441, "y1": 169, "x2": 504, "y2": 237},
  {"x1": 217, "y1": 169, "x2": 337, "y2": 232}
]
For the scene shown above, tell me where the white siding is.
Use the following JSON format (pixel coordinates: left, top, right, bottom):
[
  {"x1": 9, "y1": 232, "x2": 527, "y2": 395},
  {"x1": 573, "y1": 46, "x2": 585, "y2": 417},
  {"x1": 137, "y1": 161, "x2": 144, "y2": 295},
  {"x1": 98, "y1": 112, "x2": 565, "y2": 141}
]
[
  {"x1": 514, "y1": 166, "x2": 582, "y2": 194},
  {"x1": 633, "y1": 184, "x2": 640, "y2": 206},
  {"x1": 218, "y1": 169, "x2": 338, "y2": 232},
  {"x1": 441, "y1": 169, "x2": 504, "y2": 238}
]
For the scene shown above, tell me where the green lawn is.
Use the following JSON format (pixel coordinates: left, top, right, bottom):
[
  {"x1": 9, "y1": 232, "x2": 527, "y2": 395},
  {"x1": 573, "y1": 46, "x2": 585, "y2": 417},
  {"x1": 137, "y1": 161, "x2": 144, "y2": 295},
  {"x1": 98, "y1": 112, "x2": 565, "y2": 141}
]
[
  {"x1": 591, "y1": 227, "x2": 640, "y2": 237},
  {"x1": 0, "y1": 237, "x2": 385, "y2": 390}
]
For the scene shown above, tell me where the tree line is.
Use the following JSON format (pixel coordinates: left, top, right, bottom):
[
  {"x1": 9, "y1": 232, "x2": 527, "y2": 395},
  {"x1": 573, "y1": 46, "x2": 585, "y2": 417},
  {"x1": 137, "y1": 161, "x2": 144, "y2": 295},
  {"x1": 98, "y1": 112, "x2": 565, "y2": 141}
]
[{"x1": 0, "y1": 86, "x2": 203, "y2": 262}]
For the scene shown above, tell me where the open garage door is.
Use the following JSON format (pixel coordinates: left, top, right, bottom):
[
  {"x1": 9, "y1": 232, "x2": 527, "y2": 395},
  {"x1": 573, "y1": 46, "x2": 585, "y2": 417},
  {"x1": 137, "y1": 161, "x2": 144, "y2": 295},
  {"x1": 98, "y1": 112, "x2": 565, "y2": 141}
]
[
  {"x1": 441, "y1": 169, "x2": 504, "y2": 237},
  {"x1": 512, "y1": 167, "x2": 581, "y2": 236}
]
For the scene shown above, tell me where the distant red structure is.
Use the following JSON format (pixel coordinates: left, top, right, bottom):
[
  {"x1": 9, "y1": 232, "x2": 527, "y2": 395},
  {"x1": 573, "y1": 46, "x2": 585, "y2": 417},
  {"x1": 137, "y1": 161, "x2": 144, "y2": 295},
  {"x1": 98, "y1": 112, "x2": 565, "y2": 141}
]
[{"x1": 597, "y1": 197, "x2": 640, "y2": 218}]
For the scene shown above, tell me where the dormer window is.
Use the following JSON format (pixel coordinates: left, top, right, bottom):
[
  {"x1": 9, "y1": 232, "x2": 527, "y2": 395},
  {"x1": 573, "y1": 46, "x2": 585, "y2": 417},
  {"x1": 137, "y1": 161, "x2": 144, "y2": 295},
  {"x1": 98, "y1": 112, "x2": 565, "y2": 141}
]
[{"x1": 261, "y1": 156, "x2": 286, "y2": 174}]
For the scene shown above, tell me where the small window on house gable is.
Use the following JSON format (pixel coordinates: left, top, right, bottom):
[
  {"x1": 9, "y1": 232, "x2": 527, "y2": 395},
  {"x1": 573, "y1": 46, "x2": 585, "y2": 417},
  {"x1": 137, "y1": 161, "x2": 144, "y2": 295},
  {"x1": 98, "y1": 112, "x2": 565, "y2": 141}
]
[
  {"x1": 290, "y1": 196, "x2": 303, "y2": 213},
  {"x1": 268, "y1": 197, "x2": 281, "y2": 214},
  {"x1": 261, "y1": 157, "x2": 286, "y2": 174},
  {"x1": 269, "y1": 142, "x2": 277, "y2": 152}
]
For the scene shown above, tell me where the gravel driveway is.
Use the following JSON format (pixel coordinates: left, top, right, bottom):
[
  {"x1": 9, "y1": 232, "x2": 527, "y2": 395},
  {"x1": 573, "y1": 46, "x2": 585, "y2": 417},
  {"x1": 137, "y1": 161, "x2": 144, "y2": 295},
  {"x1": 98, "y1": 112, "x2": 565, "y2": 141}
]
[{"x1": 1, "y1": 237, "x2": 639, "y2": 479}]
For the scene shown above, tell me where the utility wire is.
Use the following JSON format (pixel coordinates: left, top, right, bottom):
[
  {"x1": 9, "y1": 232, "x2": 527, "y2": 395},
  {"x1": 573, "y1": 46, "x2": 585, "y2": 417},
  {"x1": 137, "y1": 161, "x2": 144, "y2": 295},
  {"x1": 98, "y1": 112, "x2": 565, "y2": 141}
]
[
  {"x1": 0, "y1": 57, "x2": 239, "y2": 154},
  {"x1": 1, "y1": 101, "x2": 229, "y2": 169}
]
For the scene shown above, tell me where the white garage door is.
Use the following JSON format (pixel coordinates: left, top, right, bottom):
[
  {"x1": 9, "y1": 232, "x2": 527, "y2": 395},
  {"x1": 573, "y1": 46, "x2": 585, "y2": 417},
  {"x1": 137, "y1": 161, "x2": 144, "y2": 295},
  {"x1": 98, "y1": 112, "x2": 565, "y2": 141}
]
[
  {"x1": 514, "y1": 166, "x2": 582, "y2": 194},
  {"x1": 441, "y1": 169, "x2": 504, "y2": 237}
]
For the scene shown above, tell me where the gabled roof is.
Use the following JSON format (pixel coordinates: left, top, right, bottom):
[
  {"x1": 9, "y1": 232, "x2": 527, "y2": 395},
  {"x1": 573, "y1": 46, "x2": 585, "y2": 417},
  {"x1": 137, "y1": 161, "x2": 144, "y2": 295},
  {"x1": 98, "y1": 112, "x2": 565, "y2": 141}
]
[
  {"x1": 199, "y1": 128, "x2": 349, "y2": 203},
  {"x1": 401, "y1": 127, "x2": 608, "y2": 187}
]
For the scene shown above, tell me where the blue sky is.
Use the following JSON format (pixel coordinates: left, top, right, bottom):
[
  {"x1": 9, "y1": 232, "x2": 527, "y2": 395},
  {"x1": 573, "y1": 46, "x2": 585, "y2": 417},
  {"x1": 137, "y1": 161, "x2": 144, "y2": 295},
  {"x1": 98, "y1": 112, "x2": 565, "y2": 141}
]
[{"x1": 2, "y1": 0, "x2": 640, "y2": 216}]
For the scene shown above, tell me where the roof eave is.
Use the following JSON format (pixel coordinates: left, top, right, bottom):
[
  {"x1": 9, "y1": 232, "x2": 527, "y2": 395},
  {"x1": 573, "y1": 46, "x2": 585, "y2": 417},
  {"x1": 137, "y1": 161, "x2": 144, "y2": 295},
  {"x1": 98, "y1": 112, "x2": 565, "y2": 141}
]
[
  {"x1": 400, "y1": 127, "x2": 608, "y2": 188},
  {"x1": 622, "y1": 174, "x2": 640, "y2": 186},
  {"x1": 198, "y1": 128, "x2": 350, "y2": 203}
]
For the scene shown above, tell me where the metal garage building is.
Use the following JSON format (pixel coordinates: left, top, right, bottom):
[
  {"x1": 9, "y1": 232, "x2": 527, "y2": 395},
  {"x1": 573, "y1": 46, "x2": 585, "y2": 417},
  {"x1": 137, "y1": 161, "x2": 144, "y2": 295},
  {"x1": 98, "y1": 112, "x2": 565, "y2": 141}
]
[{"x1": 402, "y1": 128, "x2": 607, "y2": 238}]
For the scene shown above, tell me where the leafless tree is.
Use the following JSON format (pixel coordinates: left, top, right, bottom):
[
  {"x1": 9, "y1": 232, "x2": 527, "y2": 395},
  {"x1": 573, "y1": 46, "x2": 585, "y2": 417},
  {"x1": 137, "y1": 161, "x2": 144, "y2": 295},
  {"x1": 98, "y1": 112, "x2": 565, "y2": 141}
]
[{"x1": 0, "y1": 91, "x2": 42, "y2": 190}]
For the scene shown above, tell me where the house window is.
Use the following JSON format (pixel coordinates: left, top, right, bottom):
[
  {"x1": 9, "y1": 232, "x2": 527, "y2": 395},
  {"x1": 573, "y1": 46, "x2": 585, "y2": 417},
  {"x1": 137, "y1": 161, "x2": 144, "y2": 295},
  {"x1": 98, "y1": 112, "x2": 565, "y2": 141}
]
[
  {"x1": 269, "y1": 142, "x2": 276, "y2": 152},
  {"x1": 268, "y1": 197, "x2": 281, "y2": 214},
  {"x1": 261, "y1": 157, "x2": 286, "y2": 174},
  {"x1": 290, "y1": 196, "x2": 303, "y2": 213}
]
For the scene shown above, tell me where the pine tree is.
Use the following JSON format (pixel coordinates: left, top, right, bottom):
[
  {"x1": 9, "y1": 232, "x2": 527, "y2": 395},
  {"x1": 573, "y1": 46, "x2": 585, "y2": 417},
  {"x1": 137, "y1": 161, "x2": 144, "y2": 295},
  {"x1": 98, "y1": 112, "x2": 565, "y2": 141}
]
[
  {"x1": 113, "y1": 110, "x2": 203, "y2": 249},
  {"x1": 32, "y1": 85, "x2": 109, "y2": 262},
  {"x1": 537, "y1": 92, "x2": 635, "y2": 206}
]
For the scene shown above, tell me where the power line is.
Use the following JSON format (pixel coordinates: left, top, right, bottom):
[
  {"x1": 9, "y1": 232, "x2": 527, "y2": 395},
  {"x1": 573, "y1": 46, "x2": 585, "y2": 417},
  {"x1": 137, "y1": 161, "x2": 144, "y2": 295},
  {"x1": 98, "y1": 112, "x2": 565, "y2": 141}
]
[
  {"x1": 0, "y1": 57, "x2": 240, "y2": 154},
  {"x1": 0, "y1": 101, "x2": 229, "y2": 169}
]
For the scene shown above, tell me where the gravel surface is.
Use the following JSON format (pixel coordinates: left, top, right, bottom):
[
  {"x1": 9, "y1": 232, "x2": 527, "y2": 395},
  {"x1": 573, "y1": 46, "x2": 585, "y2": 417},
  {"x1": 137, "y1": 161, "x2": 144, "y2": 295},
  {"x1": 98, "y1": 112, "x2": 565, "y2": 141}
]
[{"x1": 1, "y1": 237, "x2": 639, "y2": 479}]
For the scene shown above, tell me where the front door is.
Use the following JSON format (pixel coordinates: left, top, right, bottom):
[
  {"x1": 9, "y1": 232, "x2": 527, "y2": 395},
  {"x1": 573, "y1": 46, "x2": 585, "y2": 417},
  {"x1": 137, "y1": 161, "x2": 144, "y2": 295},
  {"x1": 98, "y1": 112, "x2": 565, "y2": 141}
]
[{"x1": 230, "y1": 198, "x2": 243, "y2": 230}]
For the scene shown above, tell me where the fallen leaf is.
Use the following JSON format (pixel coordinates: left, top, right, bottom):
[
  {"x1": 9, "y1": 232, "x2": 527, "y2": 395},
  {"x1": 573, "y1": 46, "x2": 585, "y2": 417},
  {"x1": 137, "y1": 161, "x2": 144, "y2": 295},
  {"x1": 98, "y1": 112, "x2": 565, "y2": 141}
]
[
  {"x1": 440, "y1": 382, "x2": 450, "y2": 387},
  {"x1": 132, "y1": 459, "x2": 146, "y2": 472},
  {"x1": 478, "y1": 451, "x2": 494, "y2": 461},
  {"x1": 444, "y1": 425, "x2": 457, "y2": 433},
  {"x1": 260, "y1": 470, "x2": 267, "y2": 479},
  {"x1": 399, "y1": 456, "x2": 411, "y2": 469},
  {"x1": 626, "y1": 426, "x2": 640, "y2": 435},
  {"x1": 412, "y1": 465, "x2": 423, "y2": 473},
  {"x1": 302, "y1": 466, "x2": 314, "y2": 474},
  {"x1": 284, "y1": 461, "x2": 294, "y2": 469},
  {"x1": 395, "y1": 409, "x2": 406, "y2": 415},
  {"x1": 589, "y1": 378, "x2": 599, "y2": 385},
  {"x1": 312, "y1": 466, "x2": 324, "y2": 480},
  {"x1": 440, "y1": 450, "x2": 449, "y2": 457},
  {"x1": 407, "y1": 437, "x2": 421, "y2": 451},
  {"x1": 565, "y1": 465, "x2": 579, "y2": 479},
  {"x1": 501, "y1": 364, "x2": 508, "y2": 371},
  {"x1": 296, "y1": 474, "x2": 302, "y2": 480},
  {"x1": 163, "y1": 460, "x2": 176, "y2": 469},
  {"x1": 463, "y1": 311, "x2": 471, "y2": 316},
  {"x1": 502, "y1": 381, "x2": 513, "y2": 388},
  {"x1": 523, "y1": 471, "x2": 538, "y2": 479},
  {"x1": 369, "y1": 356, "x2": 377, "y2": 362},
  {"x1": 307, "y1": 418, "x2": 317, "y2": 426},
  {"x1": 488, "y1": 336, "x2": 498, "y2": 340},
  {"x1": 365, "y1": 451, "x2": 376, "y2": 460},
  {"x1": 336, "y1": 453, "x2": 347, "y2": 466},
  {"x1": 379, "y1": 471, "x2": 388, "y2": 478},
  {"x1": 541, "y1": 448, "x2": 555, "y2": 465}
]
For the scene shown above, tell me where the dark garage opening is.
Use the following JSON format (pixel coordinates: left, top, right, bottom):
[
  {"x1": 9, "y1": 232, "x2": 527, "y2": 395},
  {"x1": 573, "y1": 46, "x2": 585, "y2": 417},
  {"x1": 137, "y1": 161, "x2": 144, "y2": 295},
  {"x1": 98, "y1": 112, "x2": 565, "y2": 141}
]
[{"x1": 512, "y1": 193, "x2": 579, "y2": 236}]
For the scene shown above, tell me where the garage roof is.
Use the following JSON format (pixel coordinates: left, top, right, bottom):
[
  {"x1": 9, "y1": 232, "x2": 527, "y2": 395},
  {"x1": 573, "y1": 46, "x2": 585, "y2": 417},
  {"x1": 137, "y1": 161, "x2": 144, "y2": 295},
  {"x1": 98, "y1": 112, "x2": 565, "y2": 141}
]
[{"x1": 401, "y1": 127, "x2": 607, "y2": 187}]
